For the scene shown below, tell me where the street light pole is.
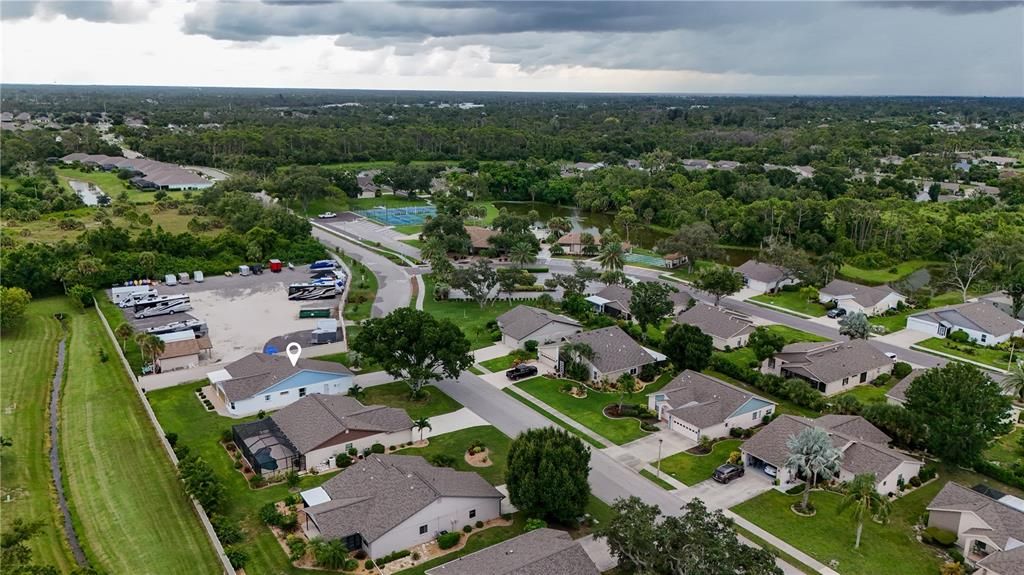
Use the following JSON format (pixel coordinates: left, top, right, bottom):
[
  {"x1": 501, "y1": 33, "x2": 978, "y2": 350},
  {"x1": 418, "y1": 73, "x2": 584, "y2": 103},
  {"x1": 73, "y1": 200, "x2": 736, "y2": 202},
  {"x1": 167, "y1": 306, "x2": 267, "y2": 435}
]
[{"x1": 657, "y1": 438, "x2": 664, "y2": 479}]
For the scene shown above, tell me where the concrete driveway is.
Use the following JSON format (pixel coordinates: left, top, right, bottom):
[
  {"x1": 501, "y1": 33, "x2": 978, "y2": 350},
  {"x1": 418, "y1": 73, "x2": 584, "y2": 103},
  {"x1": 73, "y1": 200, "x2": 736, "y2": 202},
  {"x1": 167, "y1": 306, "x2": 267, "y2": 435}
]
[
  {"x1": 419, "y1": 407, "x2": 489, "y2": 439},
  {"x1": 473, "y1": 343, "x2": 513, "y2": 363},
  {"x1": 477, "y1": 370, "x2": 517, "y2": 389},
  {"x1": 686, "y1": 471, "x2": 774, "y2": 509},
  {"x1": 615, "y1": 429, "x2": 697, "y2": 465}
]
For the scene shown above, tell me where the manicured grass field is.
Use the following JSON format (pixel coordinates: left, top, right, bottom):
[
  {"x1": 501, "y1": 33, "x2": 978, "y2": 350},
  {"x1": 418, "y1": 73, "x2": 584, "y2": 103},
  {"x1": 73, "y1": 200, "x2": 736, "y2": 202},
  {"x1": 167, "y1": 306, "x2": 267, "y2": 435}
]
[
  {"x1": 750, "y1": 291, "x2": 827, "y2": 317},
  {"x1": 311, "y1": 349, "x2": 382, "y2": 373},
  {"x1": 0, "y1": 298, "x2": 75, "y2": 571},
  {"x1": 361, "y1": 381, "x2": 462, "y2": 419},
  {"x1": 56, "y1": 167, "x2": 189, "y2": 203},
  {"x1": 867, "y1": 293, "x2": 962, "y2": 334},
  {"x1": 834, "y1": 379, "x2": 898, "y2": 405},
  {"x1": 422, "y1": 275, "x2": 519, "y2": 350},
  {"x1": 339, "y1": 252, "x2": 378, "y2": 322},
  {"x1": 62, "y1": 308, "x2": 220, "y2": 574},
  {"x1": 480, "y1": 351, "x2": 536, "y2": 372},
  {"x1": 640, "y1": 469, "x2": 676, "y2": 490},
  {"x1": 733, "y1": 489, "x2": 941, "y2": 575},
  {"x1": 400, "y1": 238, "x2": 426, "y2": 250},
  {"x1": 405, "y1": 426, "x2": 510, "y2": 486},
  {"x1": 839, "y1": 260, "x2": 937, "y2": 285},
  {"x1": 658, "y1": 439, "x2": 743, "y2": 486},
  {"x1": 148, "y1": 381, "x2": 339, "y2": 575},
  {"x1": 915, "y1": 337, "x2": 1015, "y2": 370},
  {"x1": 514, "y1": 376, "x2": 651, "y2": 445},
  {"x1": 765, "y1": 324, "x2": 830, "y2": 343},
  {"x1": 501, "y1": 388, "x2": 606, "y2": 449},
  {"x1": 985, "y1": 426, "x2": 1024, "y2": 466},
  {"x1": 94, "y1": 295, "x2": 145, "y2": 374},
  {"x1": 669, "y1": 260, "x2": 716, "y2": 282}
]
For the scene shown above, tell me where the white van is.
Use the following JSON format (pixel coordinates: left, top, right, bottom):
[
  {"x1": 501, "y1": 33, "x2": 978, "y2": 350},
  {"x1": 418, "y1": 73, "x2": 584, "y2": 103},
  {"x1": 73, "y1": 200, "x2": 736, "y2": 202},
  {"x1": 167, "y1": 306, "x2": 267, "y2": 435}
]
[{"x1": 164, "y1": 273, "x2": 178, "y2": 286}]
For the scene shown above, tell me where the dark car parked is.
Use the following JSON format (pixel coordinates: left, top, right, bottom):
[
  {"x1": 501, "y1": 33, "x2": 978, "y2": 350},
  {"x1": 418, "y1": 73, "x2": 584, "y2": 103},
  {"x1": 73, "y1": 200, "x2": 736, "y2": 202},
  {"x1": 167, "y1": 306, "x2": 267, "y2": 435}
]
[
  {"x1": 712, "y1": 463, "x2": 745, "y2": 484},
  {"x1": 826, "y1": 307, "x2": 847, "y2": 319},
  {"x1": 505, "y1": 364, "x2": 538, "y2": 381}
]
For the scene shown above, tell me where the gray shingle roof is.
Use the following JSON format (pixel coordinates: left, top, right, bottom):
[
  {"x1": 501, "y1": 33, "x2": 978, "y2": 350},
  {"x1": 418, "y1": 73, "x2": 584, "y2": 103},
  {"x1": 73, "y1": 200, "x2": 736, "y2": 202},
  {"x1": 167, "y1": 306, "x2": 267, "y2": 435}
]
[
  {"x1": 561, "y1": 326, "x2": 656, "y2": 373},
  {"x1": 840, "y1": 441, "x2": 915, "y2": 480},
  {"x1": 655, "y1": 370, "x2": 773, "y2": 429},
  {"x1": 674, "y1": 303, "x2": 754, "y2": 340},
  {"x1": 425, "y1": 528, "x2": 600, "y2": 575},
  {"x1": 884, "y1": 369, "x2": 928, "y2": 404},
  {"x1": 819, "y1": 279, "x2": 901, "y2": 308},
  {"x1": 774, "y1": 340, "x2": 891, "y2": 384},
  {"x1": 928, "y1": 482, "x2": 1024, "y2": 550},
  {"x1": 977, "y1": 546, "x2": 1024, "y2": 575},
  {"x1": 814, "y1": 414, "x2": 892, "y2": 444},
  {"x1": 271, "y1": 395, "x2": 412, "y2": 454},
  {"x1": 217, "y1": 352, "x2": 352, "y2": 402},
  {"x1": 594, "y1": 283, "x2": 689, "y2": 317},
  {"x1": 735, "y1": 260, "x2": 789, "y2": 284},
  {"x1": 61, "y1": 153, "x2": 211, "y2": 187},
  {"x1": 909, "y1": 301, "x2": 1023, "y2": 337},
  {"x1": 306, "y1": 455, "x2": 502, "y2": 543},
  {"x1": 496, "y1": 305, "x2": 581, "y2": 341}
]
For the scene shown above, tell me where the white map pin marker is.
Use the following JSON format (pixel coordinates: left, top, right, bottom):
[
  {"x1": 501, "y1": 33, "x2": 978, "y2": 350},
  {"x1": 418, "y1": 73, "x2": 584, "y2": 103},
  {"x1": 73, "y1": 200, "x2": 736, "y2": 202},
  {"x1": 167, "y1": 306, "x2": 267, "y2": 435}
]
[{"x1": 286, "y1": 342, "x2": 302, "y2": 367}]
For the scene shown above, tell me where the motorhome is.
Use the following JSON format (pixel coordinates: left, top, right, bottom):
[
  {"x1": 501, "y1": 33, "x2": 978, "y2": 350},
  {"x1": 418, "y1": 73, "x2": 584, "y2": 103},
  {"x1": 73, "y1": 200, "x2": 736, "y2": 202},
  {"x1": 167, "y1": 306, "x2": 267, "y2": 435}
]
[
  {"x1": 308, "y1": 259, "x2": 337, "y2": 272},
  {"x1": 110, "y1": 284, "x2": 155, "y2": 304},
  {"x1": 117, "y1": 289, "x2": 160, "y2": 309},
  {"x1": 288, "y1": 283, "x2": 337, "y2": 300},
  {"x1": 146, "y1": 319, "x2": 208, "y2": 338},
  {"x1": 133, "y1": 295, "x2": 192, "y2": 319},
  {"x1": 164, "y1": 273, "x2": 178, "y2": 286}
]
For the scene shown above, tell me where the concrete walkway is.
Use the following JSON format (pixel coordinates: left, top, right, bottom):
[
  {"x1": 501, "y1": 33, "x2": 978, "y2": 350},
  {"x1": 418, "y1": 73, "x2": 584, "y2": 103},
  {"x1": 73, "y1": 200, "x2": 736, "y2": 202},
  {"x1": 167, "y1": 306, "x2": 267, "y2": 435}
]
[{"x1": 418, "y1": 407, "x2": 489, "y2": 439}]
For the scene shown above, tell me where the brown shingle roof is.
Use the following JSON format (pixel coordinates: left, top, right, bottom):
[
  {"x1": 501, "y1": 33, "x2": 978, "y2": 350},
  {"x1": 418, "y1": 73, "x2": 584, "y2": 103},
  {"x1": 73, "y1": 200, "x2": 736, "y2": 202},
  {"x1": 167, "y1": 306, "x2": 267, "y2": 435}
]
[
  {"x1": 674, "y1": 303, "x2": 754, "y2": 340},
  {"x1": 271, "y1": 395, "x2": 412, "y2": 454},
  {"x1": 425, "y1": 528, "x2": 600, "y2": 575},
  {"x1": 159, "y1": 339, "x2": 200, "y2": 359},
  {"x1": 306, "y1": 455, "x2": 502, "y2": 543},
  {"x1": 465, "y1": 226, "x2": 498, "y2": 250},
  {"x1": 977, "y1": 546, "x2": 1024, "y2": 575},
  {"x1": 560, "y1": 326, "x2": 656, "y2": 374},
  {"x1": 735, "y1": 260, "x2": 789, "y2": 284}
]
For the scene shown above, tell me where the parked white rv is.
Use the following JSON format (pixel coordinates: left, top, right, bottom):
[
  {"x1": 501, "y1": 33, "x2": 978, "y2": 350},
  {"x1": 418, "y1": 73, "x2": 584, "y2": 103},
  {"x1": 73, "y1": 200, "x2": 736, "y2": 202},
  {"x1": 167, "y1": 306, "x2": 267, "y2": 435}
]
[
  {"x1": 110, "y1": 285, "x2": 156, "y2": 305},
  {"x1": 239, "y1": 265, "x2": 251, "y2": 276},
  {"x1": 117, "y1": 289, "x2": 160, "y2": 309},
  {"x1": 164, "y1": 273, "x2": 178, "y2": 286},
  {"x1": 134, "y1": 295, "x2": 192, "y2": 319},
  {"x1": 193, "y1": 271, "x2": 205, "y2": 283}
]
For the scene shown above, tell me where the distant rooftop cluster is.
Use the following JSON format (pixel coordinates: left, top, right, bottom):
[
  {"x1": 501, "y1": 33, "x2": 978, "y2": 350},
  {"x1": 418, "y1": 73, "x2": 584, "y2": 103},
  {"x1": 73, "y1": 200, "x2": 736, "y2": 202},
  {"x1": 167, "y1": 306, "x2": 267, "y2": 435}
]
[{"x1": 61, "y1": 153, "x2": 214, "y2": 190}]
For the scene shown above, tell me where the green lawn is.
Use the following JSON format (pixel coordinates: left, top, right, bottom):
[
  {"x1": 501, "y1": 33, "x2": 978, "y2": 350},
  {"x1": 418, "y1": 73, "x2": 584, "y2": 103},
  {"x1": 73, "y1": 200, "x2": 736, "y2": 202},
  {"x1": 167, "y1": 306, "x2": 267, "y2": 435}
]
[
  {"x1": 62, "y1": 308, "x2": 220, "y2": 574},
  {"x1": 750, "y1": 290, "x2": 827, "y2": 317},
  {"x1": 311, "y1": 350, "x2": 382, "y2": 373},
  {"x1": 501, "y1": 388, "x2": 606, "y2": 449},
  {"x1": 148, "y1": 382, "x2": 340, "y2": 575},
  {"x1": 56, "y1": 167, "x2": 189, "y2": 204},
  {"x1": 839, "y1": 260, "x2": 938, "y2": 285},
  {"x1": 400, "y1": 238, "x2": 426, "y2": 250},
  {"x1": 423, "y1": 275, "x2": 519, "y2": 349},
  {"x1": 468, "y1": 365, "x2": 485, "y2": 375},
  {"x1": 361, "y1": 381, "x2": 462, "y2": 419},
  {"x1": 658, "y1": 439, "x2": 743, "y2": 486},
  {"x1": 339, "y1": 252, "x2": 378, "y2": 322},
  {"x1": 480, "y1": 352, "x2": 536, "y2": 372},
  {"x1": 915, "y1": 337, "x2": 1016, "y2": 370},
  {"x1": 404, "y1": 426, "x2": 510, "y2": 486},
  {"x1": 985, "y1": 426, "x2": 1024, "y2": 466},
  {"x1": 669, "y1": 260, "x2": 716, "y2": 282},
  {"x1": 95, "y1": 295, "x2": 144, "y2": 374},
  {"x1": 732, "y1": 490, "x2": 941, "y2": 575},
  {"x1": 639, "y1": 469, "x2": 676, "y2": 490},
  {"x1": 868, "y1": 293, "x2": 961, "y2": 334},
  {"x1": 764, "y1": 324, "x2": 829, "y2": 344},
  {"x1": 0, "y1": 298, "x2": 76, "y2": 572},
  {"x1": 514, "y1": 376, "x2": 652, "y2": 445},
  {"x1": 393, "y1": 224, "x2": 424, "y2": 235},
  {"x1": 834, "y1": 379, "x2": 898, "y2": 405}
]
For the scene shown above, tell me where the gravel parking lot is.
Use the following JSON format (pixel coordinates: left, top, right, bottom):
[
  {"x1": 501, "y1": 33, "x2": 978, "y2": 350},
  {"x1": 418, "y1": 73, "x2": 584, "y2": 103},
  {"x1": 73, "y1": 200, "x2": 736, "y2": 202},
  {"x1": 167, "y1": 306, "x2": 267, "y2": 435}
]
[{"x1": 114, "y1": 269, "x2": 339, "y2": 365}]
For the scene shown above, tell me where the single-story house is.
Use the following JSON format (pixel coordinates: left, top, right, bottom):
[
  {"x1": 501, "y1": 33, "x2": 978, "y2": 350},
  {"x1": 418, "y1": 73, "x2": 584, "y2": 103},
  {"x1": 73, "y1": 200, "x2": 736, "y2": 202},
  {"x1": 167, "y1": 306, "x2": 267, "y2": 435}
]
[
  {"x1": 735, "y1": 260, "x2": 798, "y2": 294},
  {"x1": 232, "y1": 394, "x2": 413, "y2": 475},
  {"x1": 586, "y1": 283, "x2": 691, "y2": 321},
  {"x1": 300, "y1": 454, "x2": 503, "y2": 559},
  {"x1": 979, "y1": 291, "x2": 1024, "y2": 320},
  {"x1": 465, "y1": 226, "x2": 498, "y2": 254},
  {"x1": 496, "y1": 305, "x2": 582, "y2": 348},
  {"x1": 539, "y1": 325, "x2": 665, "y2": 383},
  {"x1": 674, "y1": 303, "x2": 755, "y2": 350},
  {"x1": 926, "y1": 482, "x2": 1024, "y2": 572},
  {"x1": 762, "y1": 339, "x2": 894, "y2": 396},
  {"x1": 885, "y1": 368, "x2": 929, "y2": 406},
  {"x1": 155, "y1": 334, "x2": 212, "y2": 372},
  {"x1": 662, "y1": 252, "x2": 686, "y2": 269},
  {"x1": 682, "y1": 159, "x2": 711, "y2": 171},
  {"x1": 555, "y1": 232, "x2": 600, "y2": 255},
  {"x1": 424, "y1": 528, "x2": 601, "y2": 575},
  {"x1": 906, "y1": 301, "x2": 1024, "y2": 346},
  {"x1": 649, "y1": 370, "x2": 776, "y2": 441},
  {"x1": 208, "y1": 352, "x2": 354, "y2": 416},
  {"x1": 818, "y1": 279, "x2": 906, "y2": 316},
  {"x1": 740, "y1": 414, "x2": 922, "y2": 495},
  {"x1": 980, "y1": 156, "x2": 1019, "y2": 167}
]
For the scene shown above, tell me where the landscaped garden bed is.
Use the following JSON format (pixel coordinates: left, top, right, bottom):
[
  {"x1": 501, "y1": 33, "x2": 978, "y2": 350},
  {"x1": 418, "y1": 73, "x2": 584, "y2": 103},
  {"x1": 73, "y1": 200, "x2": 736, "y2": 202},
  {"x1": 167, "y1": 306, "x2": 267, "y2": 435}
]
[
  {"x1": 515, "y1": 376, "x2": 654, "y2": 444},
  {"x1": 914, "y1": 337, "x2": 1017, "y2": 370},
  {"x1": 658, "y1": 439, "x2": 743, "y2": 486}
]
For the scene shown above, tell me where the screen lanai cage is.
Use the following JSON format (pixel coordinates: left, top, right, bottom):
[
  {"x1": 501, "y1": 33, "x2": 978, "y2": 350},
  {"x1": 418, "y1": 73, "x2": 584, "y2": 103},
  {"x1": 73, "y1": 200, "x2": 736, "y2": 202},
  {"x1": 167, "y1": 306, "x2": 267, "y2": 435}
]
[{"x1": 233, "y1": 418, "x2": 299, "y2": 477}]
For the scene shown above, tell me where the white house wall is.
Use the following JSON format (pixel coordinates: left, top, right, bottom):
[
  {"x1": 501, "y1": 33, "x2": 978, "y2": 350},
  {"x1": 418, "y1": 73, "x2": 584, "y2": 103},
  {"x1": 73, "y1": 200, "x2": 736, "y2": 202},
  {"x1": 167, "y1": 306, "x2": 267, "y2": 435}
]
[
  {"x1": 366, "y1": 496, "x2": 501, "y2": 558},
  {"x1": 222, "y1": 376, "x2": 354, "y2": 416},
  {"x1": 820, "y1": 362, "x2": 893, "y2": 396},
  {"x1": 158, "y1": 353, "x2": 199, "y2": 372},
  {"x1": 303, "y1": 429, "x2": 415, "y2": 470}
]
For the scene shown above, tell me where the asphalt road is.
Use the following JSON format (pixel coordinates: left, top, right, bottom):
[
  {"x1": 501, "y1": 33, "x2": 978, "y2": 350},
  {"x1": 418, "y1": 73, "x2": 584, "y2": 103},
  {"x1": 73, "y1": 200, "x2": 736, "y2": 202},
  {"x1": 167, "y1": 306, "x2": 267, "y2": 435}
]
[{"x1": 312, "y1": 225, "x2": 412, "y2": 317}]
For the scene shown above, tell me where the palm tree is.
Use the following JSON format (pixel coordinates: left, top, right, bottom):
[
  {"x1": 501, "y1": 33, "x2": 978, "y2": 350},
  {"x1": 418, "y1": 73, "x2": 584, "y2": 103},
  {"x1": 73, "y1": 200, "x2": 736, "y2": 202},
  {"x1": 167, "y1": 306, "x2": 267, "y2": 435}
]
[
  {"x1": 616, "y1": 373, "x2": 637, "y2": 412},
  {"x1": 115, "y1": 322, "x2": 134, "y2": 352},
  {"x1": 838, "y1": 473, "x2": 892, "y2": 549},
  {"x1": 509, "y1": 242, "x2": 535, "y2": 269},
  {"x1": 413, "y1": 417, "x2": 432, "y2": 442},
  {"x1": 598, "y1": 241, "x2": 625, "y2": 271},
  {"x1": 134, "y1": 332, "x2": 151, "y2": 365},
  {"x1": 347, "y1": 383, "x2": 364, "y2": 399},
  {"x1": 785, "y1": 427, "x2": 843, "y2": 513},
  {"x1": 1002, "y1": 363, "x2": 1024, "y2": 402},
  {"x1": 135, "y1": 333, "x2": 166, "y2": 369}
]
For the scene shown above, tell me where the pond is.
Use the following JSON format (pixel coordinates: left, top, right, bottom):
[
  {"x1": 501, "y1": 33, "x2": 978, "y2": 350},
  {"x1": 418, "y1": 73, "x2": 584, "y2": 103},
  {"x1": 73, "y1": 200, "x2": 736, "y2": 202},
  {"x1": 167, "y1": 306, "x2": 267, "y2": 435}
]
[
  {"x1": 493, "y1": 202, "x2": 758, "y2": 265},
  {"x1": 68, "y1": 179, "x2": 101, "y2": 206}
]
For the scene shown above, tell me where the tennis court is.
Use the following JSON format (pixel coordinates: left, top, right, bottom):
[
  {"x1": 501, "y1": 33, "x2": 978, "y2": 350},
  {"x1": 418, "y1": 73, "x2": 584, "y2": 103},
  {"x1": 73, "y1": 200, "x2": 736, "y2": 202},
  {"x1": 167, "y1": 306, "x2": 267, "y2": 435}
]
[
  {"x1": 624, "y1": 252, "x2": 667, "y2": 267},
  {"x1": 356, "y1": 205, "x2": 437, "y2": 225}
]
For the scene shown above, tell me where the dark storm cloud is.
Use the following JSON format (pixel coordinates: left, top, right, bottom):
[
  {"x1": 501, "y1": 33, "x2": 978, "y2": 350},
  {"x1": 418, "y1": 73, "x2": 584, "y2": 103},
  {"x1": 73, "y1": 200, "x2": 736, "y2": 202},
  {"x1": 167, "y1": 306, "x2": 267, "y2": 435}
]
[{"x1": 1, "y1": 0, "x2": 151, "y2": 22}]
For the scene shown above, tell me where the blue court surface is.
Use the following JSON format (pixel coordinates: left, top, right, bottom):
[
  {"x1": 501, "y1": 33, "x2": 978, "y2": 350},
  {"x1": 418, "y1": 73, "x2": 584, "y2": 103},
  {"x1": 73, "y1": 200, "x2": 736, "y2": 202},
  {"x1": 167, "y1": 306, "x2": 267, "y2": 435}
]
[{"x1": 356, "y1": 205, "x2": 437, "y2": 225}]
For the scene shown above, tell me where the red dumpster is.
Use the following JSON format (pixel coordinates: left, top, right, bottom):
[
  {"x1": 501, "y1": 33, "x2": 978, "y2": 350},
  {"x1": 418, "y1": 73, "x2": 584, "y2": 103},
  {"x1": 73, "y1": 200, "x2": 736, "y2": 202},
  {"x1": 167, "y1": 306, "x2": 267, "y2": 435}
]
[{"x1": 268, "y1": 259, "x2": 283, "y2": 273}]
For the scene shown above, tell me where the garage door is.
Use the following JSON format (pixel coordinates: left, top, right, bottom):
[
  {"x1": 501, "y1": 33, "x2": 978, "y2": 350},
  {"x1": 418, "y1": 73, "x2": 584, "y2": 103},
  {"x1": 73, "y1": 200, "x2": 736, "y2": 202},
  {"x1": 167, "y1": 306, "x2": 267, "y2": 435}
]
[{"x1": 669, "y1": 416, "x2": 700, "y2": 440}]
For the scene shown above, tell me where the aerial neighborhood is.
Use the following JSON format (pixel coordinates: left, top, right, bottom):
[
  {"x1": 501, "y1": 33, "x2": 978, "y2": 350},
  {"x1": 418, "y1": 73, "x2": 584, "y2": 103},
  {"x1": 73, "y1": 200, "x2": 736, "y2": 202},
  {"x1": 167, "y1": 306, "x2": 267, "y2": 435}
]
[{"x1": 3, "y1": 29, "x2": 1024, "y2": 575}]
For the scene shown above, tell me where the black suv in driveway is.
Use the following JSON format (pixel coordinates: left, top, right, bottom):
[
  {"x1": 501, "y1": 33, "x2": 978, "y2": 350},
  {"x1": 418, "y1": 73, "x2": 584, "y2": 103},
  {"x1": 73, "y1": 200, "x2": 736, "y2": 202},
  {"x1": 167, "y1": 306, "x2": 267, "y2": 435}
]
[
  {"x1": 505, "y1": 364, "x2": 538, "y2": 381},
  {"x1": 712, "y1": 463, "x2": 745, "y2": 484},
  {"x1": 826, "y1": 307, "x2": 847, "y2": 319}
]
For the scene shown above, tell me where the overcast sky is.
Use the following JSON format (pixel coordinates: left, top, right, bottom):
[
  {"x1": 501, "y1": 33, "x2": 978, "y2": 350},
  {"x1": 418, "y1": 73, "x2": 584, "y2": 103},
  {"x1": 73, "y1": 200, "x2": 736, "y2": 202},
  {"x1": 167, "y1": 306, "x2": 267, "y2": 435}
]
[{"x1": 2, "y1": 1, "x2": 1022, "y2": 96}]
